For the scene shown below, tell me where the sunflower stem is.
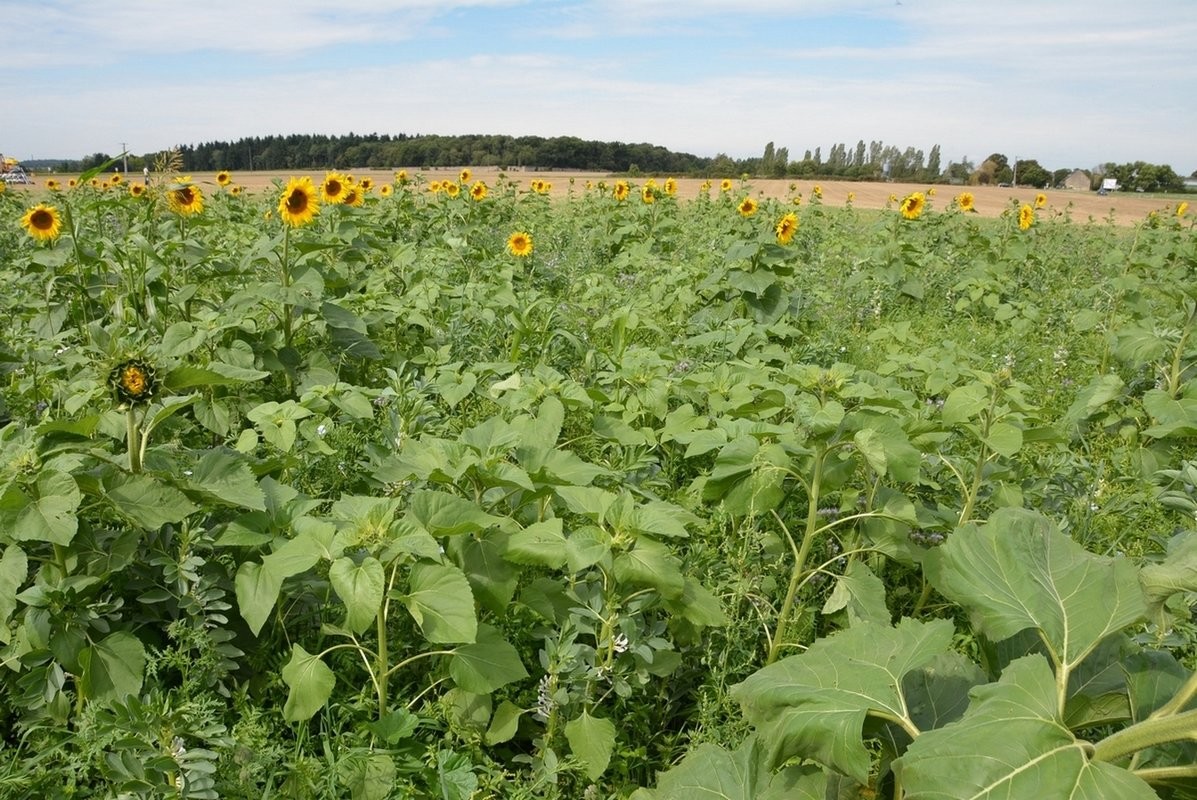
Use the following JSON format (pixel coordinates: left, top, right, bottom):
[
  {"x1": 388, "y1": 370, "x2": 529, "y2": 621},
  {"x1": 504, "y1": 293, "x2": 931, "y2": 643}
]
[{"x1": 126, "y1": 407, "x2": 142, "y2": 473}]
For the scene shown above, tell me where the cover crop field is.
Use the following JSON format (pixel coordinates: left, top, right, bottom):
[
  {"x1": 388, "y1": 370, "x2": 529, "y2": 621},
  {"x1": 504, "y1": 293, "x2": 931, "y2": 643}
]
[{"x1": 1, "y1": 167, "x2": 1196, "y2": 798}]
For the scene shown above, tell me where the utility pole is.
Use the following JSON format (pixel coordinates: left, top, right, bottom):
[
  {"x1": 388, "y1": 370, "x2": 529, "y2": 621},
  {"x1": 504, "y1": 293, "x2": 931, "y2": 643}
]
[{"x1": 119, "y1": 142, "x2": 129, "y2": 174}]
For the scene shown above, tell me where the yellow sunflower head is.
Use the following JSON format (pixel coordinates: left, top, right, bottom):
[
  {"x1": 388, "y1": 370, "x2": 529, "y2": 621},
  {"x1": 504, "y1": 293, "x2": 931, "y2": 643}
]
[
  {"x1": 470, "y1": 181, "x2": 488, "y2": 201},
  {"x1": 459, "y1": 168, "x2": 472, "y2": 183},
  {"x1": 444, "y1": 181, "x2": 461, "y2": 198},
  {"x1": 129, "y1": 183, "x2": 146, "y2": 198},
  {"x1": 641, "y1": 184, "x2": 656, "y2": 204},
  {"x1": 1019, "y1": 203, "x2": 1034, "y2": 230},
  {"x1": 111, "y1": 173, "x2": 123, "y2": 185},
  {"x1": 507, "y1": 231, "x2": 533, "y2": 258},
  {"x1": 321, "y1": 172, "x2": 348, "y2": 204},
  {"x1": 1034, "y1": 192, "x2": 1047, "y2": 209},
  {"x1": 20, "y1": 203, "x2": 63, "y2": 242},
  {"x1": 45, "y1": 179, "x2": 60, "y2": 191},
  {"x1": 395, "y1": 169, "x2": 409, "y2": 184},
  {"x1": 167, "y1": 180, "x2": 205, "y2": 216},
  {"x1": 216, "y1": 170, "x2": 232, "y2": 187},
  {"x1": 956, "y1": 192, "x2": 976, "y2": 212},
  {"x1": 847, "y1": 192, "x2": 856, "y2": 204},
  {"x1": 230, "y1": 185, "x2": 242, "y2": 196},
  {"x1": 900, "y1": 192, "x2": 926, "y2": 220},
  {"x1": 720, "y1": 179, "x2": 732, "y2": 192},
  {"x1": 737, "y1": 197, "x2": 758, "y2": 217},
  {"x1": 812, "y1": 185, "x2": 823, "y2": 199},
  {"x1": 68, "y1": 178, "x2": 78, "y2": 189},
  {"x1": 428, "y1": 180, "x2": 442, "y2": 194},
  {"x1": 775, "y1": 212, "x2": 799, "y2": 245},
  {"x1": 379, "y1": 184, "x2": 393, "y2": 197},
  {"x1": 359, "y1": 176, "x2": 375, "y2": 193},
  {"x1": 613, "y1": 180, "x2": 630, "y2": 202},
  {"x1": 343, "y1": 185, "x2": 364, "y2": 207},
  {"x1": 109, "y1": 359, "x2": 157, "y2": 406},
  {"x1": 278, "y1": 177, "x2": 320, "y2": 227},
  {"x1": 664, "y1": 177, "x2": 678, "y2": 196},
  {"x1": 1178, "y1": 201, "x2": 1190, "y2": 217}
]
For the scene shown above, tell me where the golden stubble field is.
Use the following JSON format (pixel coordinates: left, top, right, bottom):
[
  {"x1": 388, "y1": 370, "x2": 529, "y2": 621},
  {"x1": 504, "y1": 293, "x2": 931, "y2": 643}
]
[{"x1": 21, "y1": 167, "x2": 1186, "y2": 226}]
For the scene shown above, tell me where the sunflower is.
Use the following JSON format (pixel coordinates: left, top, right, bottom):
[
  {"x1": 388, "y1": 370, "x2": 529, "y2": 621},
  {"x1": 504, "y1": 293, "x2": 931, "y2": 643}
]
[
  {"x1": 395, "y1": 169, "x2": 409, "y2": 184},
  {"x1": 956, "y1": 192, "x2": 976, "y2": 212},
  {"x1": 230, "y1": 185, "x2": 242, "y2": 196},
  {"x1": 278, "y1": 177, "x2": 319, "y2": 227},
  {"x1": 613, "y1": 181, "x2": 630, "y2": 202},
  {"x1": 379, "y1": 184, "x2": 393, "y2": 197},
  {"x1": 321, "y1": 172, "x2": 349, "y2": 204},
  {"x1": 927, "y1": 187, "x2": 936, "y2": 197},
  {"x1": 900, "y1": 192, "x2": 925, "y2": 220},
  {"x1": 847, "y1": 192, "x2": 856, "y2": 204},
  {"x1": 428, "y1": 180, "x2": 443, "y2": 194},
  {"x1": 1019, "y1": 204, "x2": 1034, "y2": 230},
  {"x1": 90, "y1": 178, "x2": 100, "y2": 188},
  {"x1": 530, "y1": 179, "x2": 544, "y2": 193},
  {"x1": 129, "y1": 183, "x2": 146, "y2": 198},
  {"x1": 20, "y1": 203, "x2": 63, "y2": 242},
  {"x1": 444, "y1": 181, "x2": 461, "y2": 198},
  {"x1": 507, "y1": 231, "x2": 533, "y2": 258},
  {"x1": 45, "y1": 179, "x2": 60, "y2": 191},
  {"x1": 1178, "y1": 201, "x2": 1190, "y2": 217},
  {"x1": 470, "y1": 181, "x2": 488, "y2": 201},
  {"x1": 216, "y1": 170, "x2": 232, "y2": 187},
  {"x1": 664, "y1": 177, "x2": 678, "y2": 196},
  {"x1": 68, "y1": 178, "x2": 78, "y2": 189},
  {"x1": 812, "y1": 185, "x2": 823, "y2": 199},
  {"x1": 720, "y1": 179, "x2": 732, "y2": 192},
  {"x1": 700, "y1": 180, "x2": 712, "y2": 193},
  {"x1": 775, "y1": 212, "x2": 799, "y2": 245},
  {"x1": 111, "y1": 173, "x2": 123, "y2": 185},
  {"x1": 737, "y1": 197, "x2": 758, "y2": 217},
  {"x1": 359, "y1": 176, "x2": 375, "y2": 193},
  {"x1": 1034, "y1": 192, "x2": 1047, "y2": 209},
  {"x1": 167, "y1": 179, "x2": 204, "y2": 215},
  {"x1": 459, "y1": 168, "x2": 472, "y2": 183},
  {"x1": 641, "y1": 184, "x2": 656, "y2": 204},
  {"x1": 110, "y1": 359, "x2": 157, "y2": 405},
  {"x1": 343, "y1": 185, "x2": 364, "y2": 207}
]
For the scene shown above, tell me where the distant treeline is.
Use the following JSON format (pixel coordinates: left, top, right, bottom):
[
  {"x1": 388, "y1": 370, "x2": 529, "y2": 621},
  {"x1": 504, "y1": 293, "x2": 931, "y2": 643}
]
[{"x1": 50, "y1": 132, "x2": 1194, "y2": 190}]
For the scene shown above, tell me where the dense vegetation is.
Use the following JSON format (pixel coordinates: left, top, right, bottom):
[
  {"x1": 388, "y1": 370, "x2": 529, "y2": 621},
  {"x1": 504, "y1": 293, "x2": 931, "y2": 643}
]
[{"x1": 1, "y1": 171, "x2": 1196, "y2": 797}]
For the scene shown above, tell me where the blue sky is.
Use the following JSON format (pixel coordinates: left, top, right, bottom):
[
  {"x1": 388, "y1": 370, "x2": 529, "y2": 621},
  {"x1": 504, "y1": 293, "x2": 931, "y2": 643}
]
[{"x1": 2, "y1": 0, "x2": 1194, "y2": 173}]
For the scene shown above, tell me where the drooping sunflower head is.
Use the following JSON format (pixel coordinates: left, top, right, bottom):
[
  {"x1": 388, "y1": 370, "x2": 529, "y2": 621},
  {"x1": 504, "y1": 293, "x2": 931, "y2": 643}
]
[
  {"x1": 470, "y1": 181, "x2": 488, "y2": 201},
  {"x1": 613, "y1": 181, "x2": 630, "y2": 202},
  {"x1": 278, "y1": 177, "x2": 320, "y2": 227},
  {"x1": 167, "y1": 180, "x2": 204, "y2": 216},
  {"x1": 507, "y1": 231, "x2": 533, "y2": 258},
  {"x1": 775, "y1": 212, "x2": 799, "y2": 245},
  {"x1": 1019, "y1": 203, "x2": 1035, "y2": 230},
  {"x1": 900, "y1": 192, "x2": 926, "y2": 220},
  {"x1": 20, "y1": 203, "x2": 63, "y2": 242},
  {"x1": 737, "y1": 197, "x2": 758, "y2": 217},
  {"x1": 459, "y1": 168, "x2": 472, "y2": 184},
  {"x1": 812, "y1": 185, "x2": 823, "y2": 199},
  {"x1": 956, "y1": 192, "x2": 976, "y2": 212},
  {"x1": 321, "y1": 172, "x2": 348, "y2": 204},
  {"x1": 216, "y1": 170, "x2": 232, "y2": 187},
  {"x1": 1178, "y1": 201, "x2": 1190, "y2": 218},
  {"x1": 1034, "y1": 192, "x2": 1047, "y2": 209},
  {"x1": 110, "y1": 359, "x2": 157, "y2": 405}
]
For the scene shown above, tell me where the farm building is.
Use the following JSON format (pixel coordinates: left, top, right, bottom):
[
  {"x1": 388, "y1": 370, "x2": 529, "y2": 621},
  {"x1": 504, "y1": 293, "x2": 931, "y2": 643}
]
[{"x1": 1062, "y1": 169, "x2": 1091, "y2": 191}]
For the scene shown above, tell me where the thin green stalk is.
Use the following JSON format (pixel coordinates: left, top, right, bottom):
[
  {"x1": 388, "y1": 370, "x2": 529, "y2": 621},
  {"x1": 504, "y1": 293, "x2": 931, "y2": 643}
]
[
  {"x1": 126, "y1": 407, "x2": 142, "y2": 473},
  {"x1": 281, "y1": 225, "x2": 293, "y2": 350},
  {"x1": 1093, "y1": 708, "x2": 1197, "y2": 763},
  {"x1": 767, "y1": 445, "x2": 824, "y2": 665}
]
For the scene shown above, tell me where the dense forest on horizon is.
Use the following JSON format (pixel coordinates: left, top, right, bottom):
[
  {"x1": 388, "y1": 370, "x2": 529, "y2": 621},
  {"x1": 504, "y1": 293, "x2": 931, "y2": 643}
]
[{"x1": 32, "y1": 131, "x2": 1195, "y2": 191}]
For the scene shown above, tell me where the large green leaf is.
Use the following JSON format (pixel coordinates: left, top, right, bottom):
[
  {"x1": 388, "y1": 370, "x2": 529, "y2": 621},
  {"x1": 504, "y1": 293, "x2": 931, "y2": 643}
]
[
  {"x1": 78, "y1": 631, "x2": 145, "y2": 705},
  {"x1": 234, "y1": 561, "x2": 282, "y2": 636},
  {"x1": 404, "y1": 562, "x2": 477, "y2": 643},
  {"x1": 449, "y1": 623, "x2": 528, "y2": 693},
  {"x1": 408, "y1": 490, "x2": 506, "y2": 537},
  {"x1": 186, "y1": 448, "x2": 266, "y2": 511},
  {"x1": 8, "y1": 470, "x2": 81, "y2": 545},
  {"x1": 503, "y1": 518, "x2": 568, "y2": 568},
  {"x1": 282, "y1": 644, "x2": 336, "y2": 722},
  {"x1": 895, "y1": 656, "x2": 1157, "y2": 799},
  {"x1": 925, "y1": 508, "x2": 1146, "y2": 681},
  {"x1": 565, "y1": 710, "x2": 616, "y2": 781},
  {"x1": 820, "y1": 560, "x2": 890, "y2": 627},
  {"x1": 613, "y1": 538, "x2": 685, "y2": 599},
  {"x1": 329, "y1": 556, "x2": 385, "y2": 634},
  {"x1": 0, "y1": 545, "x2": 27, "y2": 638},
  {"x1": 635, "y1": 738, "x2": 827, "y2": 800},
  {"x1": 106, "y1": 474, "x2": 200, "y2": 531},
  {"x1": 731, "y1": 617, "x2": 954, "y2": 783},
  {"x1": 1140, "y1": 530, "x2": 1197, "y2": 622}
]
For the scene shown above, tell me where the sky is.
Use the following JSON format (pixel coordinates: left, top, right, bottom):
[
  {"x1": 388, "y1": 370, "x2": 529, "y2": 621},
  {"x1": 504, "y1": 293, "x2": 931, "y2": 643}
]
[{"x1": 2, "y1": 0, "x2": 1194, "y2": 173}]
